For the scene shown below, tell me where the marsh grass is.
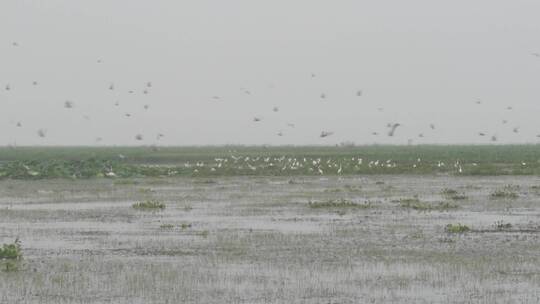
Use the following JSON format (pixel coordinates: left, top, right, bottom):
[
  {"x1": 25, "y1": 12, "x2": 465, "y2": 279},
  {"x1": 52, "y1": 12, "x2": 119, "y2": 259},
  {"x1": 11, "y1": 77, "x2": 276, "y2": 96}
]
[
  {"x1": 3, "y1": 145, "x2": 540, "y2": 180},
  {"x1": 132, "y1": 200, "x2": 166, "y2": 210}
]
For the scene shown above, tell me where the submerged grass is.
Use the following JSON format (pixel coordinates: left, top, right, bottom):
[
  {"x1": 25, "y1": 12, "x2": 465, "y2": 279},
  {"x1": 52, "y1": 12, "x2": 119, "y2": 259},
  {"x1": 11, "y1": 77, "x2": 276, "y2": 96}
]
[
  {"x1": 132, "y1": 200, "x2": 166, "y2": 210},
  {"x1": 308, "y1": 199, "x2": 372, "y2": 209},
  {"x1": 490, "y1": 189, "x2": 519, "y2": 200},
  {"x1": 445, "y1": 224, "x2": 471, "y2": 233},
  {"x1": 398, "y1": 197, "x2": 459, "y2": 211}
]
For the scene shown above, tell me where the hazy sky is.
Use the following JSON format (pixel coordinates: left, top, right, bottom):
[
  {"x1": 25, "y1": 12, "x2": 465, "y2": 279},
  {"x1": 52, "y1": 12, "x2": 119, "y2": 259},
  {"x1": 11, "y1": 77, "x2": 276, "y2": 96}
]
[{"x1": 1, "y1": 0, "x2": 540, "y2": 146}]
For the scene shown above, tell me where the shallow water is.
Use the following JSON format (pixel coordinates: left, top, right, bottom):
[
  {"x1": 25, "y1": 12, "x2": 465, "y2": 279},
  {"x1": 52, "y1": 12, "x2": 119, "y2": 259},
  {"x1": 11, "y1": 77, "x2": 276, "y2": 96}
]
[{"x1": 1, "y1": 175, "x2": 540, "y2": 303}]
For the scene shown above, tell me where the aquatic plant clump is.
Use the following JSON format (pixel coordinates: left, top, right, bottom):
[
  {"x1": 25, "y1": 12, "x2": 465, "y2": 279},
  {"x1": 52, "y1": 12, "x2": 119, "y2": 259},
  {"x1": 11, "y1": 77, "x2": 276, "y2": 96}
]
[{"x1": 0, "y1": 239, "x2": 22, "y2": 260}]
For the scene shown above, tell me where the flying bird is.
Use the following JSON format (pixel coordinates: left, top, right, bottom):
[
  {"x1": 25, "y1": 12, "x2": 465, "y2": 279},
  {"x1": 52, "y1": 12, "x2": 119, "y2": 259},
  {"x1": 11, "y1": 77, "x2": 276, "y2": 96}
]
[
  {"x1": 320, "y1": 93, "x2": 326, "y2": 99},
  {"x1": 430, "y1": 124, "x2": 435, "y2": 130},
  {"x1": 253, "y1": 117, "x2": 262, "y2": 122},
  {"x1": 491, "y1": 135, "x2": 498, "y2": 142},
  {"x1": 146, "y1": 82, "x2": 152, "y2": 88},
  {"x1": 32, "y1": 81, "x2": 38, "y2": 86},
  {"x1": 273, "y1": 106, "x2": 279, "y2": 112},
  {"x1": 356, "y1": 90, "x2": 363, "y2": 97},
  {"x1": 109, "y1": 83, "x2": 114, "y2": 90},
  {"x1": 320, "y1": 131, "x2": 334, "y2": 138},
  {"x1": 287, "y1": 123, "x2": 295, "y2": 128},
  {"x1": 125, "y1": 113, "x2": 131, "y2": 118},
  {"x1": 532, "y1": 53, "x2": 540, "y2": 58},
  {"x1": 478, "y1": 132, "x2": 486, "y2": 136},
  {"x1": 143, "y1": 105, "x2": 149, "y2": 110},
  {"x1": 37, "y1": 129, "x2": 47, "y2": 138},
  {"x1": 387, "y1": 123, "x2": 401, "y2": 137},
  {"x1": 5, "y1": 84, "x2": 10, "y2": 91},
  {"x1": 64, "y1": 100, "x2": 74, "y2": 108},
  {"x1": 135, "y1": 134, "x2": 143, "y2": 141},
  {"x1": 513, "y1": 127, "x2": 519, "y2": 133},
  {"x1": 277, "y1": 131, "x2": 284, "y2": 137},
  {"x1": 418, "y1": 133, "x2": 424, "y2": 138},
  {"x1": 16, "y1": 122, "x2": 22, "y2": 127}
]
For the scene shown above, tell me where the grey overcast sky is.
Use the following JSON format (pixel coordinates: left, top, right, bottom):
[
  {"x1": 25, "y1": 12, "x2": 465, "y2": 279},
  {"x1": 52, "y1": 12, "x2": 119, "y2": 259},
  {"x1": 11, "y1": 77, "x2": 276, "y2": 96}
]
[{"x1": 1, "y1": 0, "x2": 540, "y2": 146}]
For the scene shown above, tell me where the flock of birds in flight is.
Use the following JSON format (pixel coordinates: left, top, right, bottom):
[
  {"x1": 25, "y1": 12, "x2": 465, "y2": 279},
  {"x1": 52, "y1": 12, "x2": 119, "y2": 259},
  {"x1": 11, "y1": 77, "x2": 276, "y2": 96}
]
[{"x1": 4, "y1": 40, "x2": 540, "y2": 144}]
